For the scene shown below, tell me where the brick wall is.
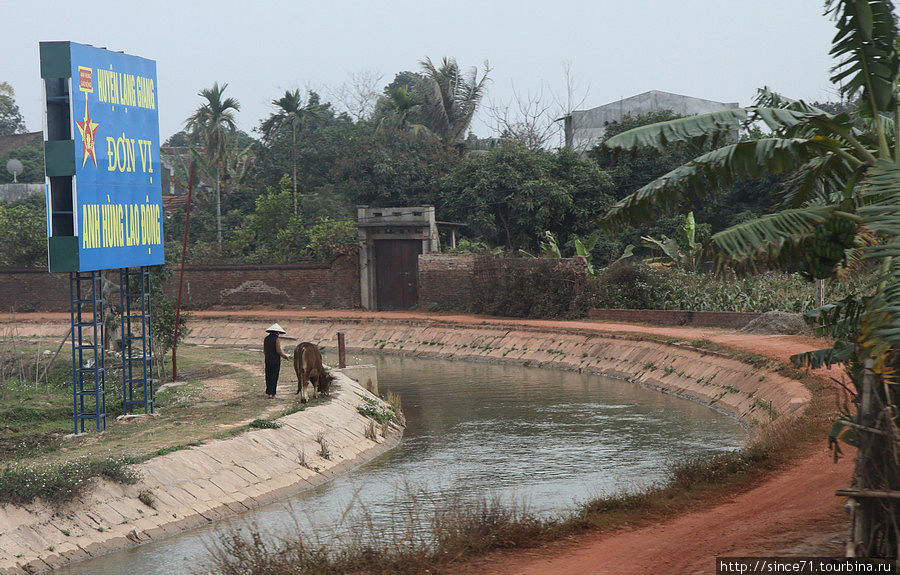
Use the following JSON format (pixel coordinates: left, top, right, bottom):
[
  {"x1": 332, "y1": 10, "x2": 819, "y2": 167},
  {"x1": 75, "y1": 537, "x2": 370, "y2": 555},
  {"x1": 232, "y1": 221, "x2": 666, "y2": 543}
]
[
  {"x1": 0, "y1": 253, "x2": 360, "y2": 312},
  {"x1": 588, "y1": 308, "x2": 761, "y2": 329},
  {"x1": 0, "y1": 269, "x2": 70, "y2": 312},
  {"x1": 172, "y1": 253, "x2": 360, "y2": 308},
  {"x1": 417, "y1": 254, "x2": 475, "y2": 311}
]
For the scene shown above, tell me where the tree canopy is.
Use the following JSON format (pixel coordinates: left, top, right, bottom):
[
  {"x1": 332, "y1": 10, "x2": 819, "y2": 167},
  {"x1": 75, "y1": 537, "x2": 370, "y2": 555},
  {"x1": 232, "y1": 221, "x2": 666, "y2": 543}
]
[
  {"x1": 599, "y1": 0, "x2": 900, "y2": 559},
  {"x1": 0, "y1": 82, "x2": 26, "y2": 136}
]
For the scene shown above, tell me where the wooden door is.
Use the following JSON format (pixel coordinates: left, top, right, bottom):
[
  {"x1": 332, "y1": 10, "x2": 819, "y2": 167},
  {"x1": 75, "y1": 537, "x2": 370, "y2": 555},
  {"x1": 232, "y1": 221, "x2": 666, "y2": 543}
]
[{"x1": 374, "y1": 239, "x2": 421, "y2": 310}]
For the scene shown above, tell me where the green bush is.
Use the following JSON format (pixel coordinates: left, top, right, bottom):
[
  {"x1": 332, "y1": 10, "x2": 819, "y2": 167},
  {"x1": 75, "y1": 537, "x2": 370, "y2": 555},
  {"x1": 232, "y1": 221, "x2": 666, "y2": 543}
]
[
  {"x1": 305, "y1": 218, "x2": 356, "y2": 262},
  {"x1": 249, "y1": 418, "x2": 281, "y2": 429},
  {"x1": 356, "y1": 403, "x2": 395, "y2": 424},
  {"x1": 657, "y1": 268, "x2": 873, "y2": 313},
  {"x1": 471, "y1": 255, "x2": 593, "y2": 319},
  {"x1": 0, "y1": 457, "x2": 139, "y2": 505},
  {"x1": 589, "y1": 263, "x2": 874, "y2": 313},
  {"x1": 590, "y1": 262, "x2": 671, "y2": 310},
  {"x1": 0, "y1": 197, "x2": 47, "y2": 268}
]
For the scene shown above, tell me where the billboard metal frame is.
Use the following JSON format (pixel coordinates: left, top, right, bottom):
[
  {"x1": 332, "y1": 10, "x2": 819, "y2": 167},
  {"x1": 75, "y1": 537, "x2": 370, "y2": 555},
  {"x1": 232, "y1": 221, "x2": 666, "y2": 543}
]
[{"x1": 41, "y1": 41, "x2": 164, "y2": 432}]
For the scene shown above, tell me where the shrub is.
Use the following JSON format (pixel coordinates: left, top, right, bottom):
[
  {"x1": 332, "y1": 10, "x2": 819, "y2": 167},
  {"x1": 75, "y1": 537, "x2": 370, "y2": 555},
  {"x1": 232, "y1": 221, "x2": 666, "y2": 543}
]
[
  {"x1": 304, "y1": 218, "x2": 356, "y2": 262},
  {"x1": 137, "y1": 489, "x2": 156, "y2": 508},
  {"x1": 471, "y1": 255, "x2": 593, "y2": 319},
  {"x1": 249, "y1": 418, "x2": 281, "y2": 429},
  {"x1": 356, "y1": 404, "x2": 395, "y2": 424},
  {"x1": 658, "y1": 269, "x2": 873, "y2": 313},
  {"x1": 590, "y1": 261, "x2": 672, "y2": 309},
  {"x1": 0, "y1": 457, "x2": 139, "y2": 505},
  {"x1": 589, "y1": 264, "x2": 875, "y2": 313},
  {"x1": 0, "y1": 197, "x2": 47, "y2": 267}
]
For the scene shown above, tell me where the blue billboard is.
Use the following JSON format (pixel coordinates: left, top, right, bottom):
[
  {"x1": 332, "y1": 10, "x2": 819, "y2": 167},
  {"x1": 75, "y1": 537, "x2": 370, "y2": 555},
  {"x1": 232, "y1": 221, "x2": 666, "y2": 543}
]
[{"x1": 43, "y1": 42, "x2": 164, "y2": 271}]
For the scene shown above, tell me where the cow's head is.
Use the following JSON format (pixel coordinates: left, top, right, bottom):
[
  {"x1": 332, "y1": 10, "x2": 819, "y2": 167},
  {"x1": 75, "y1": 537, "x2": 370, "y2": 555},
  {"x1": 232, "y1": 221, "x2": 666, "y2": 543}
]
[{"x1": 318, "y1": 371, "x2": 335, "y2": 394}]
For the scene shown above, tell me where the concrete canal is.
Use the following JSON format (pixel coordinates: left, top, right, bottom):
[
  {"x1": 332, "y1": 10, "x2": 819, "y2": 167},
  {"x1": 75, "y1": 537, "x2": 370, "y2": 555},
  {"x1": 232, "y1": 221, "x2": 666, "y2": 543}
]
[{"x1": 53, "y1": 352, "x2": 744, "y2": 574}]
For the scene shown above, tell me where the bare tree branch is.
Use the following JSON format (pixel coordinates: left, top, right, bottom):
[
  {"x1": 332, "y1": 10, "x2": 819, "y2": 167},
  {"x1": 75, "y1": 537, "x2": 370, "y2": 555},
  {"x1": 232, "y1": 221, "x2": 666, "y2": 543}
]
[
  {"x1": 552, "y1": 61, "x2": 591, "y2": 150},
  {"x1": 486, "y1": 82, "x2": 560, "y2": 151},
  {"x1": 486, "y1": 62, "x2": 591, "y2": 151},
  {"x1": 330, "y1": 70, "x2": 384, "y2": 122}
]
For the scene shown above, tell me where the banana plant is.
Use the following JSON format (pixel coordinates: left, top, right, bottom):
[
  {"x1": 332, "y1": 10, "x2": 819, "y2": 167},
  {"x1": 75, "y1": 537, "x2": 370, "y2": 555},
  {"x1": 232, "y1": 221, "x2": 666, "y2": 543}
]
[
  {"x1": 574, "y1": 230, "x2": 600, "y2": 275},
  {"x1": 640, "y1": 212, "x2": 704, "y2": 271},
  {"x1": 599, "y1": 0, "x2": 899, "y2": 559},
  {"x1": 540, "y1": 230, "x2": 600, "y2": 275},
  {"x1": 539, "y1": 230, "x2": 562, "y2": 258}
]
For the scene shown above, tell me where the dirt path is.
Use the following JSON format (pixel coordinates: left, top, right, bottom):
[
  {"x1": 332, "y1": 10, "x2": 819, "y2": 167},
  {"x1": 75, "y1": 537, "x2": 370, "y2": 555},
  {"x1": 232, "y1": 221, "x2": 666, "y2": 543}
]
[
  {"x1": 463, "y1": 446, "x2": 848, "y2": 575},
  {"x1": 6, "y1": 310, "x2": 852, "y2": 573}
]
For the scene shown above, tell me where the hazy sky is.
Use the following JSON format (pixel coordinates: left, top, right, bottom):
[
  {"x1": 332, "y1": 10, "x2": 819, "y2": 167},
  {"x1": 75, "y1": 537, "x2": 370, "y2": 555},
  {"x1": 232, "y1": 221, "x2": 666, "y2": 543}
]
[{"x1": 3, "y1": 0, "x2": 839, "y2": 142}]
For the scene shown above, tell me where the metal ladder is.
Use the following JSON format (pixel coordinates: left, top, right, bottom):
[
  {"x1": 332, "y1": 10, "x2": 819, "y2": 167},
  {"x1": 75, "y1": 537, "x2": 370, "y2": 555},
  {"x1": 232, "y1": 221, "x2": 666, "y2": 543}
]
[
  {"x1": 120, "y1": 267, "x2": 154, "y2": 415},
  {"x1": 69, "y1": 271, "x2": 106, "y2": 433}
]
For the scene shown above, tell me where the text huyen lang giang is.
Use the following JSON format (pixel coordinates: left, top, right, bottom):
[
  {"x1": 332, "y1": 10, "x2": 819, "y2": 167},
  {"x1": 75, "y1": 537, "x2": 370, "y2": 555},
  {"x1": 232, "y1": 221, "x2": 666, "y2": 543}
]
[
  {"x1": 81, "y1": 202, "x2": 161, "y2": 249},
  {"x1": 95, "y1": 69, "x2": 156, "y2": 110}
]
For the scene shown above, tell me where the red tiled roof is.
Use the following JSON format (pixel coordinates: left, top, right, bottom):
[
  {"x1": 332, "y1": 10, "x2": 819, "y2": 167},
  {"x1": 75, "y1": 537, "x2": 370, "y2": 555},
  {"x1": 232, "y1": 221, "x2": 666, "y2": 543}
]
[
  {"x1": 0, "y1": 132, "x2": 41, "y2": 158},
  {"x1": 162, "y1": 194, "x2": 190, "y2": 213}
]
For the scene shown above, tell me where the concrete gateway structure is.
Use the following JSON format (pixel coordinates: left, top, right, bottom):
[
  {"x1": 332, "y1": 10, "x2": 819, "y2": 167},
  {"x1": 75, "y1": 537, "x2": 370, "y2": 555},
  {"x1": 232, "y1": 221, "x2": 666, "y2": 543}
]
[{"x1": 356, "y1": 205, "x2": 440, "y2": 311}]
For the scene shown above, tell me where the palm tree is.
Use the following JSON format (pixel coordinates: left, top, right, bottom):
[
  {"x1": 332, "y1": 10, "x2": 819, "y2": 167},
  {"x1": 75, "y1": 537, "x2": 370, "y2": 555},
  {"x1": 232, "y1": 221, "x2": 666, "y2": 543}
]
[
  {"x1": 260, "y1": 89, "x2": 321, "y2": 214},
  {"x1": 417, "y1": 57, "x2": 490, "y2": 145},
  {"x1": 185, "y1": 82, "x2": 240, "y2": 250},
  {"x1": 380, "y1": 86, "x2": 421, "y2": 130},
  {"x1": 599, "y1": 0, "x2": 898, "y2": 558},
  {"x1": 375, "y1": 85, "x2": 435, "y2": 141}
]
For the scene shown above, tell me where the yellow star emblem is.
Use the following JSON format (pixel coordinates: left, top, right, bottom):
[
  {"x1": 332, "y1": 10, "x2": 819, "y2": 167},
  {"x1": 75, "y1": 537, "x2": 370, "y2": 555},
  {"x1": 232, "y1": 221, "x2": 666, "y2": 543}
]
[{"x1": 76, "y1": 99, "x2": 99, "y2": 167}]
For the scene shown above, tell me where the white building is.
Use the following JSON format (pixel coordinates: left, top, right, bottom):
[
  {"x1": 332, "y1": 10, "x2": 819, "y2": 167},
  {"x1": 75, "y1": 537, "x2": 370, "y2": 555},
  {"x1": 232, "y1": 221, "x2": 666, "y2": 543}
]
[{"x1": 562, "y1": 90, "x2": 740, "y2": 151}]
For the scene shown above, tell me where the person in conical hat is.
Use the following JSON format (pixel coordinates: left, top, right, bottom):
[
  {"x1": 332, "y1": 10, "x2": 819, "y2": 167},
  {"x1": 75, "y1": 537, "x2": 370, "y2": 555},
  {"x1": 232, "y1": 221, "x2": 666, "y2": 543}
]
[{"x1": 263, "y1": 324, "x2": 290, "y2": 398}]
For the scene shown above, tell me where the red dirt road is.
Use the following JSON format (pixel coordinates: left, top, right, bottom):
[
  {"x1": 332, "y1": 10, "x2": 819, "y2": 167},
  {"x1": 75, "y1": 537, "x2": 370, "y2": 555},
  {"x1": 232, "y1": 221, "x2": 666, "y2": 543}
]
[
  {"x1": 466, "y1": 447, "x2": 848, "y2": 575},
  {"x1": 5, "y1": 310, "x2": 853, "y2": 573}
]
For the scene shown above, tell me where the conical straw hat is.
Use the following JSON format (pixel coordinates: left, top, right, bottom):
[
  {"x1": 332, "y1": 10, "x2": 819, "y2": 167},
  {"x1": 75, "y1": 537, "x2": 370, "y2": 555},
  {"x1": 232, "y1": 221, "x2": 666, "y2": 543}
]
[{"x1": 266, "y1": 323, "x2": 286, "y2": 334}]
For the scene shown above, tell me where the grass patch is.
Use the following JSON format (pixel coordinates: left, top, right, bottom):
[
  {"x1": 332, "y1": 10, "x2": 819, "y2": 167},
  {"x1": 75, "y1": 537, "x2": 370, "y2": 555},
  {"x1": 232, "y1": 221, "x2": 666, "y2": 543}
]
[
  {"x1": 0, "y1": 341, "x2": 338, "y2": 468},
  {"x1": 364, "y1": 420, "x2": 377, "y2": 441},
  {"x1": 209, "y1": 494, "x2": 548, "y2": 575},
  {"x1": 751, "y1": 397, "x2": 780, "y2": 419},
  {"x1": 356, "y1": 404, "x2": 395, "y2": 425},
  {"x1": 146, "y1": 444, "x2": 193, "y2": 458},
  {"x1": 315, "y1": 431, "x2": 331, "y2": 460},
  {"x1": 280, "y1": 404, "x2": 306, "y2": 417},
  {"x1": 0, "y1": 431, "x2": 66, "y2": 460},
  {"x1": 386, "y1": 391, "x2": 405, "y2": 426},
  {"x1": 209, "y1": 434, "x2": 783, "y2": 575},
  {"x1": 355, "y1": 393, "x2": 399, "y2": 425},
  {"x1": 0, "y1": 457, "x2": 140, "y2": 505},
  {"x1": 249, "y1": 418, "x2": 282, "y2": 429}
]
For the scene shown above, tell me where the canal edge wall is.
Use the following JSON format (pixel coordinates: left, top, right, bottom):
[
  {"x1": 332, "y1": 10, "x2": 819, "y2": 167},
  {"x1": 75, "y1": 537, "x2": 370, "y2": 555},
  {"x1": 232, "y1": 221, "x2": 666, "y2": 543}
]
[
  {"x1": 0, "y1": 315, "x2": 813, "y2": 574},
  {"x1": 0, "y1": 371, "x2": 402, "y2": 575},
  {"x1": 186, "y1": 318, "x2": 810, "y2": 430}
]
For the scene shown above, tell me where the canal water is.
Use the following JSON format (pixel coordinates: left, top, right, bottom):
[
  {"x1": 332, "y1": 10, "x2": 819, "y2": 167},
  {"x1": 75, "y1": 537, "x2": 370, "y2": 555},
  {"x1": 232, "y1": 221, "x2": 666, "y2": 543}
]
[{"x1": 54, "y1": 353, "x2": 745, "y2": 574}]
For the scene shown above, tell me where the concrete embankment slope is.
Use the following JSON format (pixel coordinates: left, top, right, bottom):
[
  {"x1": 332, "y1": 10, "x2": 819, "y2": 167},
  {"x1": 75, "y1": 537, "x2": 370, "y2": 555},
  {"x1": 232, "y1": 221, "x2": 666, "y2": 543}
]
[
  {"x1": 0, "y1": 311, "x2": 817, "y2": 574},
  {"x1": 188, "y1": 315, "x2": 811, "y2": 429},
  {"x1": 0, "y1": 372, "x2": 402, "y2": 575}
]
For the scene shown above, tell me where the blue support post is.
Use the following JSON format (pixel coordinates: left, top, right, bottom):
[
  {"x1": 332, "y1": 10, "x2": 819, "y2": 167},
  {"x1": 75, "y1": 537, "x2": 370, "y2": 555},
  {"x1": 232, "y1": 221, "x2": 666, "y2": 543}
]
[
  {"x1": 120, "y1": 267, "x2": 154, "y2": 415},
  {"x1": 69, "y1": 271, "x2": 106, "y2": 433}
]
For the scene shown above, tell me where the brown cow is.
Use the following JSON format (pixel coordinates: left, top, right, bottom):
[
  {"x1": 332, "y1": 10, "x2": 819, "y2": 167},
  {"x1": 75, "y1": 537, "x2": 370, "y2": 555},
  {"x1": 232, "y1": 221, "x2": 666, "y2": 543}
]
[{"x1": 293, "y1": 342, "x2": 331, "y2": 403}]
